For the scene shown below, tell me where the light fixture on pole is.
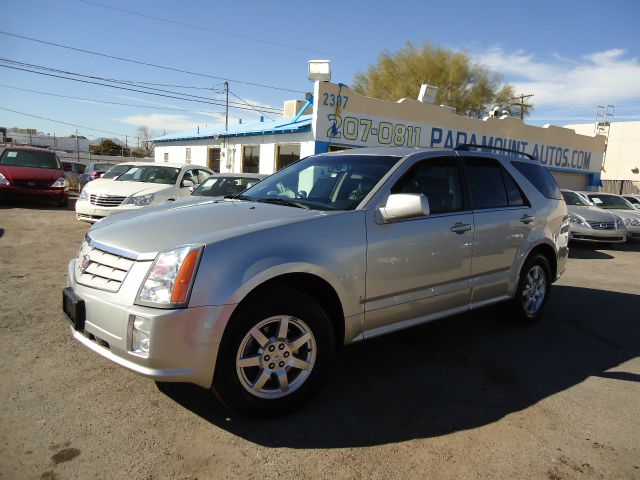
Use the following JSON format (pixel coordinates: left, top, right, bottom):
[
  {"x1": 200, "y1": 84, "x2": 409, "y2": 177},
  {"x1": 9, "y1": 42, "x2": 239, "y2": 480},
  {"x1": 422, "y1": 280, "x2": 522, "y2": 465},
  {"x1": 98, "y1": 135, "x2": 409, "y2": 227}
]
[{"x1": 308, "y1": 60, "x2": 331, "y2": 82}]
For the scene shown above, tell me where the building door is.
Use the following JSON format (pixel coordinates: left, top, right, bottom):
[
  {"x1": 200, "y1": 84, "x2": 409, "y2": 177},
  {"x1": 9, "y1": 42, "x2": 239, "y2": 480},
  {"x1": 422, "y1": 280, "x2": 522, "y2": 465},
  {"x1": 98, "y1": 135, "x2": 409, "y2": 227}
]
[{"x1": 208, "y1": 148, "x2": 221, "y2": 172}]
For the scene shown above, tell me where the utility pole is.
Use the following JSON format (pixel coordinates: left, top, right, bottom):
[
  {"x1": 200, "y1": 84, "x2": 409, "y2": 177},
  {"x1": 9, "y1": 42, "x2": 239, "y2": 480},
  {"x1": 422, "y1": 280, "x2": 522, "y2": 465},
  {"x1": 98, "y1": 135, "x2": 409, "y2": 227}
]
[
  {"x1": 125, "y1": 134, "x2": 128, "y2": 158},
  {"x1": 76, "y1": 129, "x2": 80, "y2": 162},
  {"x1": 225, "y1": 81, "x2": 229, "y2": 131},
  {"x1": 510, "y1": 94, "x2": 534, "y2": 119}
]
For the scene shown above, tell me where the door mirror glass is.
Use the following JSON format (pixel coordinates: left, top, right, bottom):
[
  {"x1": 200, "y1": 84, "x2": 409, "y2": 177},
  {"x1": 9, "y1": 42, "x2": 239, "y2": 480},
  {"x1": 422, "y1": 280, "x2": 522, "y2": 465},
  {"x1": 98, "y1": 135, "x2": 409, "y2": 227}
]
[{"x1": 182, "y1": 179, "x2": 195, "y2": 188}]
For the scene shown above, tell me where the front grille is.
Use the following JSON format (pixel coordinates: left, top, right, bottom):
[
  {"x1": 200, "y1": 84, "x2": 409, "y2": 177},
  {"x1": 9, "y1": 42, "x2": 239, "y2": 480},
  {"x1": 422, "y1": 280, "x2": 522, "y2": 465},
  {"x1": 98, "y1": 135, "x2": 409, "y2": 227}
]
[
  {"x1": 89, "y1": 194, "x2": 126, "y2": 207},
  {"x1": 75, "y1": 240, "x2": 135, "y2": 292},
  {"x1": 587, "y1": 221, "x2": 614, "y2": 230},
  {"x1": 13, "y1": 179, "x2": 52, "y2": 188}
]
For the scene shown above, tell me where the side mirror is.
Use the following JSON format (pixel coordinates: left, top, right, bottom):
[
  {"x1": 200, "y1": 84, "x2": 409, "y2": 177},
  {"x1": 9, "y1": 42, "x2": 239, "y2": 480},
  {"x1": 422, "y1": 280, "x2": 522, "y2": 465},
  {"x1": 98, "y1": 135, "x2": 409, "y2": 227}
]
[
  {"x1": 182, "y1": 179, "x2": 195, "y2": 188},
  {"x1": 378, "y1": 193, "x2": 430, "y2": 223}
]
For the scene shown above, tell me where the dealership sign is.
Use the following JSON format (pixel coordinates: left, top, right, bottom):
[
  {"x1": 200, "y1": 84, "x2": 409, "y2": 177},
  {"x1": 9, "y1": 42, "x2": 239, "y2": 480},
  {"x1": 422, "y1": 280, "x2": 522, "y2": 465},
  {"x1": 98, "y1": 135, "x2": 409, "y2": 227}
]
[{"x1": 313, "y1": 82, "x2": 605, "y2": 173}]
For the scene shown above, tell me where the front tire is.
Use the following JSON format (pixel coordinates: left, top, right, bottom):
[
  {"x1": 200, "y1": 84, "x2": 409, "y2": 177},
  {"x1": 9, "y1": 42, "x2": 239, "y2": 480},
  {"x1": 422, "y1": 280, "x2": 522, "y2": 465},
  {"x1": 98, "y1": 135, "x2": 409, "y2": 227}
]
[
  {"x1": 511, "y1": 254, "x2": 552, "y2": 324},
  {"x1": 213, "y1": 289, "x2": 335, "y2": 417}
]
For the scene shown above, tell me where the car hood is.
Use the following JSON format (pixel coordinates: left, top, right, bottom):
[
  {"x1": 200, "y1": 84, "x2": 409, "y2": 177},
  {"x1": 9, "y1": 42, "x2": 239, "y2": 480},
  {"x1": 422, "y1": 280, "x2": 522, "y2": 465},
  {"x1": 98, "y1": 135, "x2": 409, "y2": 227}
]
[
  {"x1": 601, "y1": 209, "x2": 640, "y2": 221},
  {"x1": 83, "y1": 180, "x2": 173, "y2": 197},
  {"x1": 567, "y1": 205, "x2": 616, "y2": 222},
  {"x1": 0, "y1": 165, "x2": 62, "y2": 183},
  {"x1": 88, "y1": 200, "x2": 330, "y2": 259}
]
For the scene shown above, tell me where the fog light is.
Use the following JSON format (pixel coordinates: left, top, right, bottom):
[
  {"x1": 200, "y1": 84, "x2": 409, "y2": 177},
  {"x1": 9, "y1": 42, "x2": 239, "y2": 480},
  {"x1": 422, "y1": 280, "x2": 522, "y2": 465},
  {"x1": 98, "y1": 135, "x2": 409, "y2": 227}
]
[{"x1": 131, "y1": 316, "x2": 150, "y2": 356}]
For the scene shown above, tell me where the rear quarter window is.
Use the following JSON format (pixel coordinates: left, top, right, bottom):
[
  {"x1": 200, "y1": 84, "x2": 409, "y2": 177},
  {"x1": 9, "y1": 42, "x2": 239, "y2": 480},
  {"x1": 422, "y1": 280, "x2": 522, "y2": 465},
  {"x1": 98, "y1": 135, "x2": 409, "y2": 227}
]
[{"x1": 511, "y1": 161, "x2": 562, "y2": 200}]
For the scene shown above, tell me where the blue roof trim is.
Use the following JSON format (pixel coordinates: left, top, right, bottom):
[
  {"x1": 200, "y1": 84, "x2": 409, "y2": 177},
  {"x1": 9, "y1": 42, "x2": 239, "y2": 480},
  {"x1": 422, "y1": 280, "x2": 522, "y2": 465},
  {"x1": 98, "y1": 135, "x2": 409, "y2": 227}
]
[{"x1": 151, "y1": 115, "x2": 313, "y2": 143}]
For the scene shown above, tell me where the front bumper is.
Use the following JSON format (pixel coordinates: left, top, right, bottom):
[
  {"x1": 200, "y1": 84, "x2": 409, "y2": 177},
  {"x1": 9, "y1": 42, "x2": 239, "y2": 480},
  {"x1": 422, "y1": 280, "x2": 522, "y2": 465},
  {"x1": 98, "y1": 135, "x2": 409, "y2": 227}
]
[
  {"x1": 64, "y1": 259, "x2": 231, "y2": 388},
  {"x1": 75, "y1": 200, "x2": 143, "y2": 223},
  {"x1": 568, "y1": 223, "x2": 627, "y2": 243},
  {"x1": 0, "y1": 184, "x2": 68, "y2": 201}
]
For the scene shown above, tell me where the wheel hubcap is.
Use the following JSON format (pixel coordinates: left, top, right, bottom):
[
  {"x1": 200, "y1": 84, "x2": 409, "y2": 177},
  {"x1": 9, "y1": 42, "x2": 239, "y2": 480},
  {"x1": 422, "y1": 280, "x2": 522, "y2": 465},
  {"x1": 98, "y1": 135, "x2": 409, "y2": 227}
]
[
  {"x1": 236, "y1": 315, "x2": 316, "y2": 399},
  {"x1": 522, "y1": 265, "x2": 547, "y2": 315}
]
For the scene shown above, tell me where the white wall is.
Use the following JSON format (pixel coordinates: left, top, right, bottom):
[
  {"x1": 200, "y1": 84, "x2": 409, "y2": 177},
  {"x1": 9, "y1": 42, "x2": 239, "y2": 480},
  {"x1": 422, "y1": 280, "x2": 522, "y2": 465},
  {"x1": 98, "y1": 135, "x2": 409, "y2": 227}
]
[
  {"x1": 565, "y1": 121, "x2": 640, "y2": 182},
  {"x1": 153, "y1": 132, "x2": 314, "y2": 174}
]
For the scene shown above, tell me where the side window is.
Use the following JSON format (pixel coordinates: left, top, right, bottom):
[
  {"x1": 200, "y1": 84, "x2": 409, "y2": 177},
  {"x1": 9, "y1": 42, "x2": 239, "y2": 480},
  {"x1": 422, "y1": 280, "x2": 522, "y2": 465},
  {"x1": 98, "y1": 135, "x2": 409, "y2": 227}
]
[
  {"x1": 511, "y1": 160, "x2": 562, "y2": 200},
  {"x1": 391, "y1": 157, "x2": 463, "y2": 214},
  {"x1": 501, "y1": 169, "x2": 527, "y2": 206},
  {"x1": 195, "y1": 170, "x2": 210, "y2": 184},
  {"x1": 464, "y1": 157, "x2": 510, "y2": 209},
  {"x1": 182, "y1": 169, "x2": 197, "y2": 185}
]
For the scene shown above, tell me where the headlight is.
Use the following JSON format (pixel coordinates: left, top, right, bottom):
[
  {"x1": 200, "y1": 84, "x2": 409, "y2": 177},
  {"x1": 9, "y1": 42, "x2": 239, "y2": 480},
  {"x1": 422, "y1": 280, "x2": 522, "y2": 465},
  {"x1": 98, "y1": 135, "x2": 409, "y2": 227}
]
[
  {"x1": 622, "y1": 218, "x2": 631, "y2": 226},
  {"x1": 0, "y1": 173, "x2": 9, "y2": 186},
  {"x1": 78, "y1": 189, "x2": 89, "y2": 202},
  {"x1": 125, "y1": 193, "x2": 155, "y2": 206},
  {"x1": 136, "y1": 245, "x2": 203, "y2": 308},
  {"x1": 631, "y1": 219, "x2": 640, "y2": 227},
  {"x1": 568, "y1": 215, "x2": 588, "y2": 227},
  {"x1": 616, "y1": 217, "x2": 625, "y2": 226},
  {"x1": 51, "y1": 176, "x2": 67, "y2": 188}
]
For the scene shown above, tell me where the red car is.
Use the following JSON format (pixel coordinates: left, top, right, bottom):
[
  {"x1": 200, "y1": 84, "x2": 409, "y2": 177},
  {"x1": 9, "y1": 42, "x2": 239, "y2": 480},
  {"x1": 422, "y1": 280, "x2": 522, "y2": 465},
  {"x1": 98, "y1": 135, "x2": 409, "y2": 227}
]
[{"x1": 0, "y1": 146, "x2": 69, "y2": 206}]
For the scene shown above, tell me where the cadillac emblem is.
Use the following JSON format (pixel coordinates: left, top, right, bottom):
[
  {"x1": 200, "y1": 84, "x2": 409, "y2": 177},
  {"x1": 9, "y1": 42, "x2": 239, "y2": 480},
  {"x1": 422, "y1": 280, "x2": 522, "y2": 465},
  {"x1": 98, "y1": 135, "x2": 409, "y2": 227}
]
[{"x1": 80, "y1": 254, "x2": 91, "y2": 273}]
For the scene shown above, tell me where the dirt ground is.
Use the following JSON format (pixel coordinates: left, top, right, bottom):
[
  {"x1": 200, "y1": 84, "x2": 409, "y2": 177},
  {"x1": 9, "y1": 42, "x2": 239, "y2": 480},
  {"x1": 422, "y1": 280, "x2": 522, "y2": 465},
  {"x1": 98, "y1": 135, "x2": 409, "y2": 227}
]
[{"x1": 1, "y1": 198, "x2": 639, "y2": 480}]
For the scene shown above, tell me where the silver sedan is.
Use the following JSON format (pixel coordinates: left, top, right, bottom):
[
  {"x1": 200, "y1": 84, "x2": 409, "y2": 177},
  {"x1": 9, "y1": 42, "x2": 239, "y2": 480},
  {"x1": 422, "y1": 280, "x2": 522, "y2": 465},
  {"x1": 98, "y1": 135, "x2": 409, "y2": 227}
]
[{"x1": 561, "y1": 189, "x2": 627, "y2": 243}]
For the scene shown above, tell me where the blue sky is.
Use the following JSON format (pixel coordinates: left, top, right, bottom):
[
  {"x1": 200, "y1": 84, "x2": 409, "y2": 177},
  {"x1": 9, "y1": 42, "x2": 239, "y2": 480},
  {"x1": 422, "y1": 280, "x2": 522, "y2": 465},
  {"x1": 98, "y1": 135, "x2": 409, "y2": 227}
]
[{"x1": 1, "y1": 0, "x2": 639, "y2": 143}]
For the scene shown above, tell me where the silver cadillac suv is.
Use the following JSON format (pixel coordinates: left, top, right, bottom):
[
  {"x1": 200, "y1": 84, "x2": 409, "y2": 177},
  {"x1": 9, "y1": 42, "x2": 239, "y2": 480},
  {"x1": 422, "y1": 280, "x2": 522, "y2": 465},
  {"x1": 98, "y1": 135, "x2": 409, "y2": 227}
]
[{"x1": 63, "y1": 147, "x2": 569, "y2": 416}]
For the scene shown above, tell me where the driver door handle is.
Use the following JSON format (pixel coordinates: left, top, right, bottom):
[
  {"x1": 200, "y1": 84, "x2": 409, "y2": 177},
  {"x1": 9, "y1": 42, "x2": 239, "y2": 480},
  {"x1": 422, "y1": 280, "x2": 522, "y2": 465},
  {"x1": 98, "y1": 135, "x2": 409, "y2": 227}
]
[
  {"x1": 520, "y1": 214, "x2": 535, "y2": 224},
  {"x1": 450, "y1": 222, "x2": 472, "y2": 234}
]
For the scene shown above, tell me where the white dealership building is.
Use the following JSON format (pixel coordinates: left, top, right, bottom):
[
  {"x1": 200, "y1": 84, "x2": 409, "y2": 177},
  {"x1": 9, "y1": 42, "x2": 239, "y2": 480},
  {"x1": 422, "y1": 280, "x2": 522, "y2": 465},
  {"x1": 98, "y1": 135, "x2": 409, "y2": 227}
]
[{"x1": 152, "y1": 81, "x2": 613, "y2": 191}]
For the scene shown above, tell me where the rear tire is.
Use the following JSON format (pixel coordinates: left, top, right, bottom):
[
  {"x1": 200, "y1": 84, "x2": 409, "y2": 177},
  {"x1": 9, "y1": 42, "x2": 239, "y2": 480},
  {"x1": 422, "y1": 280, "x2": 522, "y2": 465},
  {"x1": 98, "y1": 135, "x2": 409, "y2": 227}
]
[
  {"x1": 213, "y1": 288, "x2": 335, "y2": 417},
  {"x1": 511, "y1": 253, "x2": 552, "y2": 325}
]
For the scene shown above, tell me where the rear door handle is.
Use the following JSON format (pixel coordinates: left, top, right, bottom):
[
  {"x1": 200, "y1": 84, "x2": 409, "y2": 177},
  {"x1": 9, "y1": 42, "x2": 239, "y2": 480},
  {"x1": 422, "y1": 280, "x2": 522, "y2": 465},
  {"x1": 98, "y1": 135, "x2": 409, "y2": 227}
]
[
  {"x1": 520, "y1": 214, "x2": 535, "y2": 224},
  {"x1": 451, "y1": 222, "x2": 472, "y2": 234}
]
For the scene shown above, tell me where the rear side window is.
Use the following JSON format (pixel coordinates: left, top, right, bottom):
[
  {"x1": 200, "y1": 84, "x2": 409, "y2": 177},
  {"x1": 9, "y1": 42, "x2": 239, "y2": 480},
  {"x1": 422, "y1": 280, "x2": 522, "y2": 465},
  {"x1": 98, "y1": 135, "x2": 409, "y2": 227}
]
[
  {"x1": 464, "y1": 157, "x2": 527, "y2": 209},
  {"x1": 511, "y1": 161, "x2": 562, "y2": 200}
]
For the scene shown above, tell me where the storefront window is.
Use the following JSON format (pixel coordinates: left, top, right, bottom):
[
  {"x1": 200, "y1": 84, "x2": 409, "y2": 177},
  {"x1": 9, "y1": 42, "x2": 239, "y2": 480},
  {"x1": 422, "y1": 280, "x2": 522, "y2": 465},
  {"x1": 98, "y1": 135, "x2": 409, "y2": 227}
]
[
  {"x1": 243, "y1": 146, "x2": 260, "y2": 173},
  {"x1": 276, "y1": 144, "x2": 300, "y2": 170}
]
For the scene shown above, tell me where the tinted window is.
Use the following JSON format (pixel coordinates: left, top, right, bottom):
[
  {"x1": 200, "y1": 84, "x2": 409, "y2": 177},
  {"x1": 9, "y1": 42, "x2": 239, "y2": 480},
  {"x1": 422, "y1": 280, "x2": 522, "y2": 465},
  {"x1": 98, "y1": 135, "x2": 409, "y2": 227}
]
[
  {"x1": 193, "y1": 176, "x2": 262, "y2": 197},
  {"x1": 116, "y1": 166, "x2": 180, "y2": 184},
  {"x1": 511, "y1": 161, "x2": 562, "y2": 200},
  {"x1": 0, "y1": 149, "x2": 60, "y2": 169},
  {"x1": 102, "y1": 164, "x2": 132, "y2": 179},
  {"x1": 391, "y1": 157, "x2": 463, "y2": 214},
  {"x1": 465, "y1": 158, "x2": 508, "y2": 209},
  {"x1": 587, "y1": 194, "x2": 635, "y2": 210},
  {"x1": 502, "y1": 169, "x2": 526, "y2": 206}
]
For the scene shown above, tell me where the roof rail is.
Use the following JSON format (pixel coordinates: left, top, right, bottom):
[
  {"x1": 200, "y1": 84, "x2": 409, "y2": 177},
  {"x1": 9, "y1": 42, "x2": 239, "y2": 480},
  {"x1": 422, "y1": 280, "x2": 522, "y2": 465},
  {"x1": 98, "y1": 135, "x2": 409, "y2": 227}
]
[{"x1": 454, "y1": 143, "x2": 537, "y2": 161}]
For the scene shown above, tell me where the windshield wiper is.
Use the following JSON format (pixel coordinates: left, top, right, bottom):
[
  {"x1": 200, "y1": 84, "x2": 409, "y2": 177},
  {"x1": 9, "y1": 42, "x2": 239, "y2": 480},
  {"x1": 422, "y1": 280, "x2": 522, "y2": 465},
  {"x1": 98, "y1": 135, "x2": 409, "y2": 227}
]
[{"x1": 256, "y1": 198, "x2": 311, "y2": 209}]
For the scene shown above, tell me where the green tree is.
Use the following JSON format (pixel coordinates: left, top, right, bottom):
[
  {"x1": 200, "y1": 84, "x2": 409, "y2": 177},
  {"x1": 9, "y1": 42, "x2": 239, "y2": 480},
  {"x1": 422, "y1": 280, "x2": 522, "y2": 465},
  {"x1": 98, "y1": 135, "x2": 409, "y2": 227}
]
[
  {"x1": 93, "y1": 139, "x2": 129, "y2": 156},
  {"x1": 353, "y1": 42, "x2": 529, "y2": 118}
]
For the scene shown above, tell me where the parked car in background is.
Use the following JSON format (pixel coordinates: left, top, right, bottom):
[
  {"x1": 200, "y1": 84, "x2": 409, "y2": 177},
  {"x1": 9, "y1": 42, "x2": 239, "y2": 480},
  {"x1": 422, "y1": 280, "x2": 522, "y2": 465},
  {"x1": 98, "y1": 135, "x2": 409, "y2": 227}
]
[
  {"x1": 78, "y1": 162, "x2": 116, "y2": 191},
  {"x1": 62, "y1": 161, "x2": 86, "y2": 192},
  {"x1": 0, "y1": 146, "x2": 69, "y2": 206},
  {"x1": 190, "y1": 172, "x2": 265, "y2": 198},
  {"x1": 622, "y1": 194, "x2": 640, "y2": 209},
  {"x1": 63, "y1": 147, "x2": 569, "y2": 416},
  {"x1": 580, "y1": 192, "x2": 640, "y2": 240},
  {"x1": 75, "y1": 162, "x2": 213, "y2": 222},
  {"x1": 561, "y1": 189, "x2": 627, "y2": 243}
]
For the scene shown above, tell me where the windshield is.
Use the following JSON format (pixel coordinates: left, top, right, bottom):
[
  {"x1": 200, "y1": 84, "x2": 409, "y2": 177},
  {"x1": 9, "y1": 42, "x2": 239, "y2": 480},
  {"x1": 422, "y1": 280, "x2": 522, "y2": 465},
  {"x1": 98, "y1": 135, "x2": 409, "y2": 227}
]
[
  {"x1": 239, "y1": 154, "x2": 402, "y2": 210},
  {"x1": 116, "y1": 165, "x2": 180, "y2": 184},
  {"x1": 0, "y1": 149, "x2": 61, "y2": 169},
  {"x1": 93, "y1": 163, "x2": 114, "y2": 173},
  {"x1": 102, "y1": 164, "x2": 132, "y2": 179},
  {"x1": 588, "y1": 194, "x2": 635, "y2": 210},
  {"x1": 193, "y1": 175, "x2": 262, "y2": 197},
  {"x1": 562, "y1": 190, "x2": 590, "y2": 206}
]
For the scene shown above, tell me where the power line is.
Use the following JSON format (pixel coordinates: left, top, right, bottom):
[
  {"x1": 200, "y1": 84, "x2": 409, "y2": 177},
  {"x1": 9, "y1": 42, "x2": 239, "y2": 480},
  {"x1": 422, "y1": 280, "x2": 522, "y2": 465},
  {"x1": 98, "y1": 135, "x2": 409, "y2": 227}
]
[
  {"x1": 0, "y1": 30, "x2": 306, "y2": 94},
  {"x1": 0, "y1": 84, "x2": 226, "y2": 116},
  {"x1": 0, "y1": 105, "x2": 131, "y2": 139},
  {"x1": 0, "y1": 62, "x2": 284, "y2": 115},
  {"x1": 228, "y1": 89, "x2": 275, "y2": 121},
  {"x1": 75, "y1": 0, "x2": 360, "y2": 62},
  {"x1": 0, "y1": 58, "x2": 284, "y2": 113}
]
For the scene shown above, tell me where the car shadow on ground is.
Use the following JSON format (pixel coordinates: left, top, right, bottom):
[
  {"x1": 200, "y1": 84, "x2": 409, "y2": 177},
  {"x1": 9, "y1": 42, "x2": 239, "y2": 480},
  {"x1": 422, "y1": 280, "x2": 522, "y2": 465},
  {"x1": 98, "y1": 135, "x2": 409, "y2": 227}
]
[
  {"x1": 158, "y1": 284, "x2": 640, "y2": 448},
  {"x1": 569, "y1": 240, "x2": 640, "y2": 259},
  {"x1": 0, "y1": 195, "x2": 78, "y2": 212}
]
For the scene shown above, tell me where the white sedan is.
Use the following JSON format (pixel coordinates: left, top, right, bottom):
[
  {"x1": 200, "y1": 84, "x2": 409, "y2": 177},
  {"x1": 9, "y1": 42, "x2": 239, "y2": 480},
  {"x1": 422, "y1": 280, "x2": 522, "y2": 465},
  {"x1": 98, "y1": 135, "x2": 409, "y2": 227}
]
[{"x1": 76, "y1": 162, "x2": 213, "y2": 222}]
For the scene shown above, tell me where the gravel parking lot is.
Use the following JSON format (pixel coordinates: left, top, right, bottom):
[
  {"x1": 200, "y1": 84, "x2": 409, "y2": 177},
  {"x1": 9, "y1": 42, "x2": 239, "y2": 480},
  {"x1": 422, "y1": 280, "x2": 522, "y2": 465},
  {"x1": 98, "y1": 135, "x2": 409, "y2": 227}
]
[{"x1": 1, "y1": 199, "x2": 639, "y2": 480}]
